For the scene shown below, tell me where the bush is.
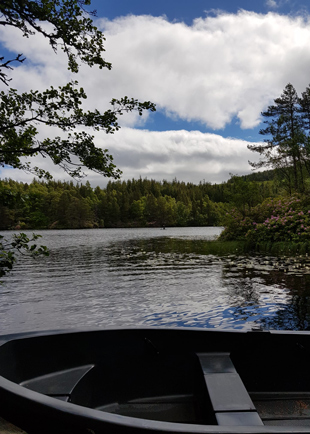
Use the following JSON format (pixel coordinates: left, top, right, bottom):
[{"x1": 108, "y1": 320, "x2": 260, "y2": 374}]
[{"x1": 219, "y1": 195, "x2": 310, "y2": 244}]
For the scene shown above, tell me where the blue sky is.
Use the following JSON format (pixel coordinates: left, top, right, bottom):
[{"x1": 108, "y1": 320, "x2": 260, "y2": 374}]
[
  {"x1": 1, "y1": 0, "x2": 310, "y2": 186},
  {"x1": 97, "y1": 0, "x2": 309, "y2": 25}
]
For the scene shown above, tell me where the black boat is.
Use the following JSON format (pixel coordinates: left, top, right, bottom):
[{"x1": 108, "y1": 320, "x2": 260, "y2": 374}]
[{"x1": 1, "y1": 327, "x2": 310, "y2": 433}]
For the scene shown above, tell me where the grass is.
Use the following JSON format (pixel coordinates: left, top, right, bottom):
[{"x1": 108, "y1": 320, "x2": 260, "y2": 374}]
[{"x1": 204, "y1": 240, "x2": 310, "y2": 256}]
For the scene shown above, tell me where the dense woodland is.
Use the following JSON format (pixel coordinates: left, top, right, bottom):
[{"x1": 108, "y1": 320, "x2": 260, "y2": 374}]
[{"x1": 0, "y1": 171, "x2": 283, "y2": 230}]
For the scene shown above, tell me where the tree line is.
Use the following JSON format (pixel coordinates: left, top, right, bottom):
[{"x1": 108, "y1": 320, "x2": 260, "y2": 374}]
[{"x1": 0, "y1": 175, "x2": 275, "y2": 230}]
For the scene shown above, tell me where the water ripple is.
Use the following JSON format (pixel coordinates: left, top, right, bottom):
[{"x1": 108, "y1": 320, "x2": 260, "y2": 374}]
[{"x1": 1, "y1": 228, "x2": 310, "y2": 333}]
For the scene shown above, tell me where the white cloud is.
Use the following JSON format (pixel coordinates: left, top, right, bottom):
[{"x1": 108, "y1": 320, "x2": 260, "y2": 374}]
[
  {"x1": 0, "y1": 128, "x2": 261, "y2": 186},
  {"x1": 266, "y1": 0, "x2": 279, "y2": 8},
  {"x1": 2, "y1": 10, "x2": 310, "y2": 131},
  {"x1": 95, "y1": 11, "x2": 310, "y2": 129},
  {"x1": 1, "y1": 10, "x2": 310, "y2": 184}
]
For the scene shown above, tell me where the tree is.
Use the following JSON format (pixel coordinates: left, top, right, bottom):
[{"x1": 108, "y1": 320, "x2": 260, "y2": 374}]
[
  {"x1": 0, "y1": 0, "x2": 156, "y2": 179},
  {"x1": 226, "y1": 175, "x2": 262, "y2": 216},
  {"x1": 248, "y1": 84, "x2": 304, "y2": 193},
  {"x1": 0, "y1": 0, "x2": 155, "y2": 275},
  {"x1": 298, "y1": 85, "x2": 310, "y2": 179}
]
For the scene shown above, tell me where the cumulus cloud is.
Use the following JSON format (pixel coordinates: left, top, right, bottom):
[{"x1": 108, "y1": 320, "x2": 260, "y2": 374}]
[
  {"x1": 95, "y1": 11, "x2": 310, "y2": 129},
  {"x1": 1, "y1": 9, "x2": 310, "y2": 184},
  {"x1": 0, "y1": 128, "x2": 261, "y2": 186},
  {"x1": 107, "y1": 11, "x2": 310, "y2": 129},
  {"x1": 2, "y1": 10, "x2": 310, "y2": 130}
]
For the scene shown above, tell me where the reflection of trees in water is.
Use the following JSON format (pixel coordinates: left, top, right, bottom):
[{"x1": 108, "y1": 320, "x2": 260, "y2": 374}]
[
  {"x1": 223, "y1": 267, "x2": 310, "y2": 330},
  {"x1": 260, "y1": 296, "x2": 310, "y2": 330},
  {"x1": 259, "y1": 270, "x2": 310, "y2": 295},
  {"x1": 252, "y1": 271, "x2": 310, "y2": 330},
  {"x1": 226, "y1": 277, "x2": 261, "y2": 305}
]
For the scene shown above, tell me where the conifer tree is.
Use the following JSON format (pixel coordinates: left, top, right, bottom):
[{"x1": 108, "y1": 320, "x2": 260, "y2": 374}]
[
  {"x1": 248, "y1": 83, "x2": 304, "y2": 193},
  {"x1": 299, "y1": 85, "x2": 310, "y2": 178}
]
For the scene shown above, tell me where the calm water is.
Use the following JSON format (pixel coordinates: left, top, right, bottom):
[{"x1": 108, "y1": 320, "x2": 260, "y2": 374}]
[{"x1": 1, "y1": 227, "x2": 310, "y2": 334}]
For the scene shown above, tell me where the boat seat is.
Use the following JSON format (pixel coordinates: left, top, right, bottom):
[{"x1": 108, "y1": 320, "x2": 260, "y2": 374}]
[
  {"x1": 20, "y1": 365, "x2": 94, "y2": 397},
  {"x1": 196, "y1": 353, "x2": 263, "y2": 426}
]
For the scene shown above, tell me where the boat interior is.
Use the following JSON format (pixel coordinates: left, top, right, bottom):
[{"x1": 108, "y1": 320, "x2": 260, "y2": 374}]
[{"x1": 0, "y1": 329, "x2": 310, "y2": 429}]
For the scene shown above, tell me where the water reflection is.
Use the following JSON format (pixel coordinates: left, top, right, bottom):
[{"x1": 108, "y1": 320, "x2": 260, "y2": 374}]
[{"x1": 1, "y1": 228, "x2": 310, "y2": 333}]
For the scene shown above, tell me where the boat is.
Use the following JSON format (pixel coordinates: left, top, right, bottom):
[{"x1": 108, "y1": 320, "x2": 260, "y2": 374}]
[{"x1": 1, "y1": 327, "x2": 310, "y2": 433}]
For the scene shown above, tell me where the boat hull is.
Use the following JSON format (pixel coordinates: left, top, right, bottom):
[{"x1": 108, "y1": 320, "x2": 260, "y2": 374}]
[{"x1": 0, "y1": 327, "x2": 310, "y2": 433}]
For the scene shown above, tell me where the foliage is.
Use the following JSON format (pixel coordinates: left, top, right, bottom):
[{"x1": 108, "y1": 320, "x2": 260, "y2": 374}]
[
  {"x1": 224, "y1": 175, "x2": 263, "y2": 216},
  {"x1": 248, "y1": 83, "x2": 310, "y2": 194},
  {"x1": 0, "y1": 233, "x2": 49, "y2": 277},
  {"x1": 0, "y1": 177, "x2": 228, "y2": 229},
  {"x1": 246, "y1": 197, "x2": 310, "y2": 243},
  {"x1": 0, "y1": 85, "x2": 155, "y2": 179},
  {"x1": 3, "y1": 171, "x2": 310, "y2": 253},
  {"x1": 0, "y1": 173, "x2": 280, "y2": 231},
  {"x1": 0, "y1": 0, "x2": 111, "y2": 85},
  {"x1": 219, "y1": 195, "x2": 310, "y2": 244},
  {"x1": 0, "y1": 0, "x2": 156, "y2": 179},
  {"x1": 0, "y1": 0, "x2": 156, "y2": 275}
]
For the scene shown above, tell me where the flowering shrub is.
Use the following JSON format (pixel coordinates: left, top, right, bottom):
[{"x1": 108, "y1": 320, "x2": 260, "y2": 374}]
[
  {"x1": 219, "y1": 208, "x2": 253, "y2": 240},
  {"x1": 219, "y1": 196, "x2": 310, "y2": 243}
]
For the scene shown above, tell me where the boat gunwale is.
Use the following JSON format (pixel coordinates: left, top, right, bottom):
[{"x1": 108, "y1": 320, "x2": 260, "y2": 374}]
[{"x1": 1, "y1": 327, "x2": 310, "y2": 433}]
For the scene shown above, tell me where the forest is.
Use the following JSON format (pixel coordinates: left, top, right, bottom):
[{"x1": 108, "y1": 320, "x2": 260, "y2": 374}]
[{"x1": 0, "y1": 170, "x2": 284, "y2": 230}]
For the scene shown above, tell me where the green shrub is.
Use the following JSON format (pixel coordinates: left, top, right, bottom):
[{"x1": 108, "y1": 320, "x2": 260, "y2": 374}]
[{"x1": 219, "y1": 195, "x2": 310, "y2": 244}]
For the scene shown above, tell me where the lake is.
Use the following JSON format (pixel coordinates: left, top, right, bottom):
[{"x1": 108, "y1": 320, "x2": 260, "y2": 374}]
[{"x1": 1, "y1": 227, "x2": 310, "y2": 334}]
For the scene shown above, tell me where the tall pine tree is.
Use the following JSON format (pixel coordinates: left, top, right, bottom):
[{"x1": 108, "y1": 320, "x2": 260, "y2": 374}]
[{"x1": 248, "y1": 83, "x2": 304, "y2": 193}]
